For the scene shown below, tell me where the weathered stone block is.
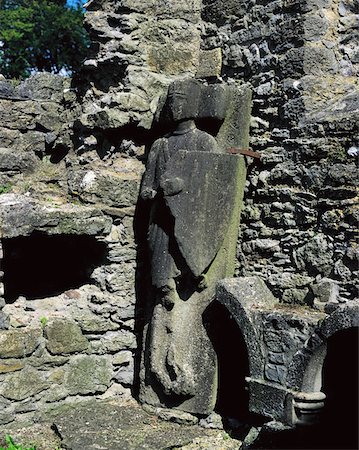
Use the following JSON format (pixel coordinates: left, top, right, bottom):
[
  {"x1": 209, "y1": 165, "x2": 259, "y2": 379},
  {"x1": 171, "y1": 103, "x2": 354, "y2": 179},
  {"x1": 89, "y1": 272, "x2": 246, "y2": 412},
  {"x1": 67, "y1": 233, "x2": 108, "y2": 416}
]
[
  {"x1": 0, "y1": 412, "x2": 14, "y2": 425},
  {"x1": 198, "y1": 84, "x2": 229, "y2": 120},
  {"x1": 0, "y1": 100, "x2": 40, "y2": 130},
  {"x1": 0, "y1": 80, "x2": 15, "y2": 98},
  {"x1": 196, "y1": 48, "x2": 222, "y2": 78},
  {"x1": 0, "y1": 327, "x2": 42, "y2": 358},
  {"x1": 16, "y1": 73, "x2": 68, "y2": 102},
  {"x1": 304, "y1": 15, "x2": 329, "y2": 41},
  {"x1": 282, "y1": 288, "x2": 311, "y2": 305},
  {"x1": 295, "y1": 234, "x2": 334, "y2": 276},
  {"x1": 112, "y1": 350, "x2": 133, "y2": 366},
  {"x1": 65, "y1": 355, "x2": 113, "y2": 395},
  {"x1": 312, "y1": 278, "x2": 340, "y2": 304},
  {"x1": 144, "y1": 19, "x2": 201, "y2": 76},
  {"x1": 68, "y1": 166, "x2": 142, "y2": 209},
  {"x1": 19, "y1": 131, "x2": 46, "y2": 153},
  {"x1": 96, "y1": 330, "x2": 137, "y2": 353},
  {"x1": 0, "y1": 127, "x2": 21, "y2": 148},
  {"x1": 0, "y1": 311, "x2": 9, "y2": 330},
  {"x1": 0, "y1": 360, "x2": 24, "y2": 374},
  {"x1": 45, "y1": 319, "x2": 89, "y2": 355},
  {"x1": 1, "y1": 366, "x2": 49, "y2": 401},
  {"x1": 114, "y1": 359, "x2": 134, "y2": 386},
  {"x1": 37, "y1": 102, "x2": 65, "y2": 133},
  {"x1": 247, "y1": 378, "x2": 289, "y2": 422},
  {"x1": 76, "y1": 313, "x2": 120, "y2": 333},
  {"x1": 0, "y1": 148, "x2": 38, "y2": 174},
  {"x1": 120, "y1": 0, "x2": 201, "y2": 20},
  {"x1": 264, "y1": 363, "x2": 287, "y2": 385},
  {"x1": 0, "y1": 194, "x2": 112, "y2": 238}
]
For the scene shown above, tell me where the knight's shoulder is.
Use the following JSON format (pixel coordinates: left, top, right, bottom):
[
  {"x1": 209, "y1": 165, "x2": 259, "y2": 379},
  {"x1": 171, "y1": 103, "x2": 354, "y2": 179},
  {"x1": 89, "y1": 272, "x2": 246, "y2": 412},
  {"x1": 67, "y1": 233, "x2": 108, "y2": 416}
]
[
  {"x1": 150, "y1": 137, "x2": 168, "y2": 154},
  {"x1": 150, "y1": 137, "x2": 168, "y2": 150}
]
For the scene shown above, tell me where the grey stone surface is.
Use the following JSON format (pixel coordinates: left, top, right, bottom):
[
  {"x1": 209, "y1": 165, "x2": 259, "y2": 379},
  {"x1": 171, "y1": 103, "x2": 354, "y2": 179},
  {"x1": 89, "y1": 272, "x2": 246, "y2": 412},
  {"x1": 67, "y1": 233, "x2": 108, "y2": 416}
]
[
  {"x1": 0, "y1": 148, "x2": 39, "y2": 174},
  {"x1": 165, "y1": 151, "x2": 242, "y2": 277},
  {"x1": 0, "y1": 399, "x2": 239, "y2": 450},
  {"x1": 217, "y1": 277, "x2": 277, "y2": 379},
  {"x1": 0, "y1": 327, "x2": 42, "y2": 358},
  {"x1": 0, "y1": 0, "x2": 357, "y2": 430},
  {"x1": 45, "y1": 319, "x2": 89, "y2": 355},
  {"x1": 247, "y1": 378, "x2": 289, "y2": 422},
  {"x1": 215, "y1": 276, "x2": 350, "y2": 424},
  {"x1": 202, "y1": 0, "x2": 359, "y2": 305},
  {"x1": 0, "y1": 194, "x2": 112, "y2": 238},
  {"x1": 1, "y1": 366, "x2": 49, "y2": 401},
  {"x1": 65, "y1": 355, "x2": 113, "y2": 395},
  {"x1": 0, "y1": 360, "x2": 25, "y2": 374},
  {"x1": 16, "y1": 73, "x2": 70, "y2": 102}
]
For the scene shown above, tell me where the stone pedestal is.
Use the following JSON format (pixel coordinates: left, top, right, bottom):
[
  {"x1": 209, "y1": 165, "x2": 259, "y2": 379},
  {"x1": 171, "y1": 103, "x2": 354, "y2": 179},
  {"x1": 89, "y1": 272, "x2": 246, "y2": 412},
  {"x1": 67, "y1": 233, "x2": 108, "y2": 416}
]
[{"x1": 292, "y1": 391, "x2": 326, "y2": 426}]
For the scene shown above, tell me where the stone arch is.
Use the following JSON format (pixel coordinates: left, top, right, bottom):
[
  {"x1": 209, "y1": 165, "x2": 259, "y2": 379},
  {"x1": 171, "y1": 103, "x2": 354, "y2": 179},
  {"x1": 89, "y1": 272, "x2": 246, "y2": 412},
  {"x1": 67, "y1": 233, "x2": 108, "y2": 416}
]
[
  {"x1": 287, "y1": 301, "x2": 359, "y2": 392},
  {"x1": 216, "y1": 279, "x2": 268, "y2": 380},
  {"x1": 205, "y1": 299, "x2": 250, "y2": 420}
]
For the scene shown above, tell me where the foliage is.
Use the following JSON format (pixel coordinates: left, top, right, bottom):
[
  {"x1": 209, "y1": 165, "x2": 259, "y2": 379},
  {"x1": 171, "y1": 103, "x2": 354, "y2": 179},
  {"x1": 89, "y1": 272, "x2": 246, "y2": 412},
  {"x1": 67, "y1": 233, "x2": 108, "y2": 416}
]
[
  {"x1": 0, "y1": 435, "x2": 36, "y2": 450},
  {"x1": 40, "y1": 316, "x2": 49, "y2": 327},
  {"x1": 0, "y1": 183, "x2": 12, "y2": 194},
  {"x1": 0, "y1": 0, "x2": 89, "y2": 78}
]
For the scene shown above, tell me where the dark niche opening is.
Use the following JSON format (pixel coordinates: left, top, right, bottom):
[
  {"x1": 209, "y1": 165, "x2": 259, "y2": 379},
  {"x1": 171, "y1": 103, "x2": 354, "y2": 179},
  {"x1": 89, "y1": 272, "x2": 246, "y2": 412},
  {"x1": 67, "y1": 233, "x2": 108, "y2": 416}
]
[
  {"x1": 318, "y1": 327, "x2": 359, "y2": 450},
  {"x1": 2, "y1": 233, "x2": 107, "y2": 302},
  {"x1": 205, "y1": 301, "x2": 250, "y2": 432}
]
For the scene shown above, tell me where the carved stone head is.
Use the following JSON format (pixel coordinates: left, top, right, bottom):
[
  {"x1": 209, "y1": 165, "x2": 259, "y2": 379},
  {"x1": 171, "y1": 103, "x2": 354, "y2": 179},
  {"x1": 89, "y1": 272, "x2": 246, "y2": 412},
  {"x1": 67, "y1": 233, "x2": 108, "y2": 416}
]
[{"x1": 166, "y1": 78, "x2": 201, "y2": 122}]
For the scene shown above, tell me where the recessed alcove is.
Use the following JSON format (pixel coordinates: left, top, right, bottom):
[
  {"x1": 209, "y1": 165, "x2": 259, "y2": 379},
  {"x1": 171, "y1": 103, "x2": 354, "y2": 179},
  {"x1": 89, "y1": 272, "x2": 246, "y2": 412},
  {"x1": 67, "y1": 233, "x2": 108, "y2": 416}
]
[
  {"x1": 205, "y1": 301, "x2": 250, "y2": 427},
  {"x1": 2, "y1": 233, "x2": 107, "y2": 302},
  {"x1": 288, "y1": 326, "x2": 359, "y2": 450},
  {"x1": 318, "y1": 327, "x2": 359, "y2": 449}
]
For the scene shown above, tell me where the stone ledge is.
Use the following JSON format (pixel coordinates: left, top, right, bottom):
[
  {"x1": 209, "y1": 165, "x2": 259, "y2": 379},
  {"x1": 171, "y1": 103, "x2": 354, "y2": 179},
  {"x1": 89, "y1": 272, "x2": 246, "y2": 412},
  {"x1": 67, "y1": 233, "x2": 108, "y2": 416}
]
[{"x1": 0, "y1": 194, "x2": 112, "y2": 238}]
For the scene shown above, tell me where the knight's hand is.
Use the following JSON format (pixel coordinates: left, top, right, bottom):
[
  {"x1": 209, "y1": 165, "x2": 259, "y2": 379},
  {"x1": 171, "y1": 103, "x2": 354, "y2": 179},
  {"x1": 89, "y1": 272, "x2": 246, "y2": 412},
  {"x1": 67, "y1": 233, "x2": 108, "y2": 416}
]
[
  {"x1": 141, "y1": 187, "x2": 157, "y2": 200},
  {"x1": 160, "y1": 177, "x2": 184, "y2": 196}
]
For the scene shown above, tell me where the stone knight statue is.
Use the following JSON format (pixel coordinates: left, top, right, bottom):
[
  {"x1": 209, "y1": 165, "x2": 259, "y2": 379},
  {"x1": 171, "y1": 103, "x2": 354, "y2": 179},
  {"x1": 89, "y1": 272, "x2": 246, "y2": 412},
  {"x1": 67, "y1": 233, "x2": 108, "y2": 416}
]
[
  {"x1": 141, "y1": 79, "x2": 221, "y2": 309},
  {"x1": 139, "y1": 78, "x2": 250, "y2": 415}
]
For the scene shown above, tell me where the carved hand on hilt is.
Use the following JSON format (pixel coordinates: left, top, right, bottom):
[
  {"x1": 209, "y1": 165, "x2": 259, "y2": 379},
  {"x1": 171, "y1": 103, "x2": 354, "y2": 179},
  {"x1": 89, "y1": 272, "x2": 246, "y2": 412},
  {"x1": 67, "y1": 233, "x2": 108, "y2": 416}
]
[
  {"x1": 160, "y1": 176, "x2": 184, "y2": 196},
  {"x1": 140, "y1": 187, "x2": 157, "y2": 200}
]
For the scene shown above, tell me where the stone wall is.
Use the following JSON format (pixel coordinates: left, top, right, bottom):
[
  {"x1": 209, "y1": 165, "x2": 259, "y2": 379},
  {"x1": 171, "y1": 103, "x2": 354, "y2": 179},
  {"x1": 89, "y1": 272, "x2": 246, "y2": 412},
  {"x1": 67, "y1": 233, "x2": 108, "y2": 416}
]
[
  {"x1": 79, "y1": 0, "x2": 358, "y2": 308},
  {"x1": 0, "y1": 74, "x2": 140, "y2": 425},
  {"x1": 201, "y1": 0, "x2": 358, "y2": 304},
  {"x1": 0, "y1": 0, "x2": 357, "y2": 426}
]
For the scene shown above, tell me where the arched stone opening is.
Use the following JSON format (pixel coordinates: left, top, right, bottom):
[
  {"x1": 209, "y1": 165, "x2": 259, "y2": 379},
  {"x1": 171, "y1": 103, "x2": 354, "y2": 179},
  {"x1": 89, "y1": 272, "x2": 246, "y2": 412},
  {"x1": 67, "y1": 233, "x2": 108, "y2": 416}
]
[
  {"x1": 285, "y1": 303, "x2": 359, "y2": 449},
  {"x1": 288, "y1": 326, "x2": 359, "y2": 450},
  {"x1": 205, "y1": 300, "x2": 250, "y2": 427},
  {"x1": 2, "y1": 233, "x2": 107, "y2": 302}
]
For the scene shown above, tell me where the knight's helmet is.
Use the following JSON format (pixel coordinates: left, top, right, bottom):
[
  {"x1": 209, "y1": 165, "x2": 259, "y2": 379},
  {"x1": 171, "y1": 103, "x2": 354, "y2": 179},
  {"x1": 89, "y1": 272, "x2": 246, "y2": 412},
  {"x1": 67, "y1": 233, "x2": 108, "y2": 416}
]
[{"x1": 166, "y1": 78, "x2": 202, "y2": 122}]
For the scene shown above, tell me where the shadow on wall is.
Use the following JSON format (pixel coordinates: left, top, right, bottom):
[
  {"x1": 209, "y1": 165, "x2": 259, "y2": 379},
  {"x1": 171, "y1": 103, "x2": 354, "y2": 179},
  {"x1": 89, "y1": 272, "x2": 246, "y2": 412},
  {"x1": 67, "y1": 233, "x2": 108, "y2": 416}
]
[{"x1": 2, "y1": 233, "x2": 108, "y2": 302}]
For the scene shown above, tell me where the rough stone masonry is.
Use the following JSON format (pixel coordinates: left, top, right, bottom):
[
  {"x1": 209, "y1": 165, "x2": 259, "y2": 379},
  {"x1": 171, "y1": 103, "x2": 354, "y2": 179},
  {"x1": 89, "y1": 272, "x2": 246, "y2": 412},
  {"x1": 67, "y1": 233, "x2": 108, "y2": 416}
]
[{"x1": 0, "y1": 0, "x2": 357, "y2": 442}]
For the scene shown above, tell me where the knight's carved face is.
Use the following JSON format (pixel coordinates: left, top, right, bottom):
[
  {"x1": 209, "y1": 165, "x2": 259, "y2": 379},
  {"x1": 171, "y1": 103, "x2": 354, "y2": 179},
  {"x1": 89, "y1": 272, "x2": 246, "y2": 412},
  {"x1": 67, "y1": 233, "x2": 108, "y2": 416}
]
[{"x1": 166, "y1": 79, "x2": 201, "y2": 122}]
